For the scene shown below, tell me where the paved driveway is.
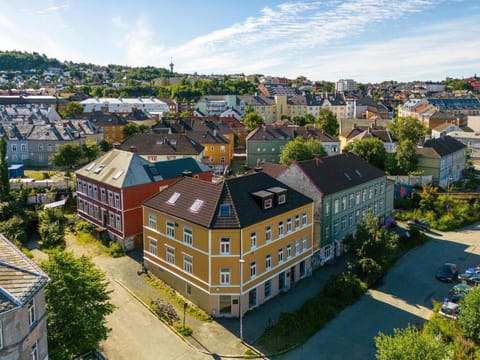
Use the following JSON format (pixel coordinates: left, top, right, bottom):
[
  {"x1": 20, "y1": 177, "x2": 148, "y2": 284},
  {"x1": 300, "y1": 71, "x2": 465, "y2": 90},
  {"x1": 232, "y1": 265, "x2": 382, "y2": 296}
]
[{"x1": 282, "y1": 222, "x2": 480, "y2": 360}]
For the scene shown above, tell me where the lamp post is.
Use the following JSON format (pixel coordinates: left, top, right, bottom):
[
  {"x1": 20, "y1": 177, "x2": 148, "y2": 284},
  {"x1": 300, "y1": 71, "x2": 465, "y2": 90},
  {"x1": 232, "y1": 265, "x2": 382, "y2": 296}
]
[
  {"x1": 239, "y1": 258, "x2": 245, "y2": 342},
  {"x1": 446, "y1": 174, "x2": 453, "y2": 212}
]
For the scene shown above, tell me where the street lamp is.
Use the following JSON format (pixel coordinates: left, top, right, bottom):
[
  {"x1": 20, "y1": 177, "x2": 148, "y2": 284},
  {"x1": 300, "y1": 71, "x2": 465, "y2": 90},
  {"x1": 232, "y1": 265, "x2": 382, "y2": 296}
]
[{"x1": 239, "y1": 258, "x2": 245, "y2": 342}]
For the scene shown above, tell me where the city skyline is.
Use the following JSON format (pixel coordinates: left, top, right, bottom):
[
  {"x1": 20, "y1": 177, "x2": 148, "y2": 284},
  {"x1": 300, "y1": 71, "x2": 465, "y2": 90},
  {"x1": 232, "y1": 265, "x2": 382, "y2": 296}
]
[{"x1": 1, "y1": 0, "x2": 479, "y2": 83}]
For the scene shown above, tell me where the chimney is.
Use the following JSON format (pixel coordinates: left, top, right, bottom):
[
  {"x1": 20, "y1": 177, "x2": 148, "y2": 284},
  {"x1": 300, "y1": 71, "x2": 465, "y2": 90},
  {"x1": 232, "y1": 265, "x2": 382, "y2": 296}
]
[
  {"x1": 113, "y1": 142, "x2": 121, "y2": 149},
  {"x1": 182, "y1": 170, "x2": 192, "y2": 177},
  {"x1": 314, "y1": 155, "x2": 323, "y2": 166},
  {"x1": 213, "y1": 129, "x2": 217, "y2": 137},
  {"x1": 129, "y1": 145, "x2": 137, "y2": 153}
]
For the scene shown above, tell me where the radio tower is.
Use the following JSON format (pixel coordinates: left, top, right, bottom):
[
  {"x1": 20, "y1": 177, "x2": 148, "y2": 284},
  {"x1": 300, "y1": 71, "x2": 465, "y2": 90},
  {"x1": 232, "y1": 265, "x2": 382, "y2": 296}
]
[{"x1": 169, "y1": 58, "x2": 174, "y2": 73}]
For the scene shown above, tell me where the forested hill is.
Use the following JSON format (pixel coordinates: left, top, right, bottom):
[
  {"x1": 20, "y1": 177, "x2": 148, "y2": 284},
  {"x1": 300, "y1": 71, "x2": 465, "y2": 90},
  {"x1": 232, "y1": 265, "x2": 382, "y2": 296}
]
[{"x1": 0, "y1": 51, "x2": 63, "y2": 71}]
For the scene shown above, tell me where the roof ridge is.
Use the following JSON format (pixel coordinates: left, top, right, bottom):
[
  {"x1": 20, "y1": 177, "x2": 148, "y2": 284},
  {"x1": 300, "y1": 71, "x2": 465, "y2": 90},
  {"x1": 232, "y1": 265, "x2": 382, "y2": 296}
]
[{"x1": 0, "y1": 234, "x2": 47, "y2": 277}]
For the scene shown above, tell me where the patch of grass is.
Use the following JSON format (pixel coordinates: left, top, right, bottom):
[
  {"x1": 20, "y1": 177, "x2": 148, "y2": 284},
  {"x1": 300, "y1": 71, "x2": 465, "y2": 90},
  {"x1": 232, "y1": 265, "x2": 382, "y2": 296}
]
[
  {"x1": 106, "y1": 241, "x2": 125, "y2": 258},
  {"x1": 173, "y1": 324, "x2": 193, "y2": 336},
  {"x1": 145, "y1": 275, "x2": 212, "y2": 322}
]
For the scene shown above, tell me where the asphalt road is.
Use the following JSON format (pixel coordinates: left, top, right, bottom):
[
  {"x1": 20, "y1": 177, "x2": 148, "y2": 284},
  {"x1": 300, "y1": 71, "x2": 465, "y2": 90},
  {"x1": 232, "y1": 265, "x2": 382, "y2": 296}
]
[{"x1": 281, "y1": 222, "x2": 480, "y2": 360}]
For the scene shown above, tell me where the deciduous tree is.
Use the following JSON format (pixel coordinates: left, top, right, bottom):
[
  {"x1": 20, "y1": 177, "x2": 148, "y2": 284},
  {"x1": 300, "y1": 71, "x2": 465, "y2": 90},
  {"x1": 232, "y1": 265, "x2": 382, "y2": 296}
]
[
  {"x1": 279, "y1": 137, "x2": 326, "y2": 165},
  {"x1": 375, "y1": 325, "x2": 446, "y2": 360},
  {"x1": 243, "y1": 112, "x2": 265, "y2": 132},
  {"x1": 315, "y1": 109, "x2": 339, "y2": 136},
  {"x1": 395, "y1": 139, "x2": 418, "y2": 174},
  {"x1": 458, "y1": 285, "x2": 480, "y2": 344},
  {"x1": 41, "y1": 251, "x2": 116, "y2": 359},
  {"x1": 387, "y1": 117, "x2": 426, "y2": 143},
  {"x1": 344, "y1": 138, "x2": 387, "y2": 169}
]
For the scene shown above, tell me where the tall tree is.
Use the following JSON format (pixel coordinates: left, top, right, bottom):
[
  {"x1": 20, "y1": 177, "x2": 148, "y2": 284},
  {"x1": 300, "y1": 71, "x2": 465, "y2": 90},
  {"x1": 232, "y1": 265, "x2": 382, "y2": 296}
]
[
  {"x1": 243, "y1": 112, "x2": 265, "y2": 132},
  {"x1": 50, "y1": 143, "x2": 84, "y2": 169},
  {"x1": 395, "y1": 139, "x2": 418, "y2": 174},
  {"x1": 0, "y1": 136, "x2": 9, "y2": 201},
  {"x1": 344, "y1": 138, "x2": 387, "y2": 169},
  {"x1": 375, "y1": 325, "x2": 446, "y2": 360},
  {"x1": 387, "y1": 117, "x2": 426, "y2": 143},
  {"x1": 38, "y1": 207, "x2": 67, "y2": 249},
  {"x1": 315, "y1": 109, "x2": 339, "y2": 136},
  {"x1": 41, "y1": 251, "x2": 116, "y2": 359},
  {"x1": 279, "y1": 137, "x2": 326, "y2": 165}
]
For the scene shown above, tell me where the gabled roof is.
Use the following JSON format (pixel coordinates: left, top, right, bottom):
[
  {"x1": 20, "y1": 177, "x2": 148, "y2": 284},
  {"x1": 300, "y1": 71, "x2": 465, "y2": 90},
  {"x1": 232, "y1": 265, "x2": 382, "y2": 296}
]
[
  {"x1": 246, "y1": 124, "x2": 293, "y2": 141},
  {"x1": 292, "y1": 152, "x2": 386, "y2": 195},
  {"x1": 143, "y1": 172, "x2": 312, "y2": 229},
  {"x1": 0, "y1": 234, "x2": 49, "y2": 313},
  {"x1": 118, "y1": 133, "x2": 204, "y2": 156},
  {"x1": 417, "y1": 135, "x2": 467, "y2": 157},
  {"x1": 76, "y1": 149, "x2": 154, "y2": 188}
]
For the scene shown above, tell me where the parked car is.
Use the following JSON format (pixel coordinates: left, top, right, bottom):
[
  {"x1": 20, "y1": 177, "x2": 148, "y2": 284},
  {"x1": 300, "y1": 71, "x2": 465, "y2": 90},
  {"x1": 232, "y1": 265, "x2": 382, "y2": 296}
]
[
  {"x1": 448, "y1": 284, "x2": 472, "y2": 303},
  {"x1": 407, "y1": 219, "x2": 430, "y2": 231},
  {"x1": 439, "y1": 301, "x2": 459, "y2": 320},
  {"x1": 436, "y1": 263, "x2": 459, "y2": 282}
]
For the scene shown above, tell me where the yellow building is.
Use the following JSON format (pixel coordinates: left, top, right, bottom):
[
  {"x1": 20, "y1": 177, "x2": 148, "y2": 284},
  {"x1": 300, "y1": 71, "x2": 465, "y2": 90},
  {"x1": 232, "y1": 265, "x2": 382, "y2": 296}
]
[{"x1": 142, "y1": 172, "x2": 314, "y2": 317}]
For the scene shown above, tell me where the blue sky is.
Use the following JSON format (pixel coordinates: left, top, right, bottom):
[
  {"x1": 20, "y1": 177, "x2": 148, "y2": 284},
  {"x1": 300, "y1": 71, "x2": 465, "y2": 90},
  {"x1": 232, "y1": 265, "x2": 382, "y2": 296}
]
[{"x1": 1, "y1": 0, "x2": 479, "y2": 83}]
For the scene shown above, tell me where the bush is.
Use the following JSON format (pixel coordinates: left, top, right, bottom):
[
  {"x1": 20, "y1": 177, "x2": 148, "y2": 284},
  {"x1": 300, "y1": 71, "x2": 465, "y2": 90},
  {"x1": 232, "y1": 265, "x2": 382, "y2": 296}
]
[
  {"x1": 107, "y1": 241, "x2": 125, "y2": 258},
  {"x1": 322, "y1": 271, "x2": 367, "y2": 307},
  {"x1": 173, "y1": 324, "x2": 193, "y2": 336},
  {"x1": 73, "y1": 220, "x2": 93, "y2": 233}
]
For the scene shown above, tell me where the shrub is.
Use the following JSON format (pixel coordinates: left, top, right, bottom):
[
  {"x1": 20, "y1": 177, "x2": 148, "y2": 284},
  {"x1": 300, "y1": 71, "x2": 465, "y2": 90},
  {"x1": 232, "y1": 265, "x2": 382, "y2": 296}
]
[
  {"x1": 173, "y1": 324, "x2": 193, "y2": 336},
  {"x1": 107, "y1": 241, "x2": 125, "y2": 258},
  {"x1": 73, "y1": 220, "x2": 93, "y2": 233},
  {"x1": 322, "y1": 271, "x2": 367, "y2": 307}
]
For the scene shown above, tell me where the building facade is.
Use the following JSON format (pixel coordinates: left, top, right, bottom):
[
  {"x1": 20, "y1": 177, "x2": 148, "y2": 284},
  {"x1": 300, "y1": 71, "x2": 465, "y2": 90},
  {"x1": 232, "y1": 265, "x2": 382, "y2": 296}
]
[
  {"x1": 142, "y1": 172, "x2": 314, "y2": 317},
  {"x1": 0, "y1": 235, "x2": 49, "y2": 360},
  {"x1": 76, "y1": 149, "x2": 212, "y2": 250}
]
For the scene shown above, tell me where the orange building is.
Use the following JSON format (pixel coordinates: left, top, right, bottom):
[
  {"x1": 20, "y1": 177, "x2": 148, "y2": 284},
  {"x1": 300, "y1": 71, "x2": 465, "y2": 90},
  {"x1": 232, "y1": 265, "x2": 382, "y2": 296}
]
[{"x1": 142, "y1": 172, "x2": 314, "y2": 317}]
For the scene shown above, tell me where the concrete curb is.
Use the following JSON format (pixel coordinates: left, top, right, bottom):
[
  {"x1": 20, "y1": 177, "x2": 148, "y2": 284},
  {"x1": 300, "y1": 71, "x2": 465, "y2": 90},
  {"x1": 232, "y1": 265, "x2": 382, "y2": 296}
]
[{"x1": 114, "y1": 279, "x2": 267, "y2": 359}]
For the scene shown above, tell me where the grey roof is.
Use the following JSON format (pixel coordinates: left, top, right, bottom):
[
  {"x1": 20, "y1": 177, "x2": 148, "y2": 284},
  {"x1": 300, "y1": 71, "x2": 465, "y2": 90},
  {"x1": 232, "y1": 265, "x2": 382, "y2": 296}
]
[
  {"x1": 144, "y1": 172, "x2": 313, "y2": 229},
  {"x1": 76, "y1": 149, "x2": 154, "y2": 188},
  {"x1": 0, "y1": 234, "x2": 49, "y2": 313},
  {"x1": 428, "y1": 98, "x2": 480, "y2": 111},
  {"x1": 118, "y1": 133, "x2": 204, "y2": 156},
  {"x1": 418, "y1": 135, "x2": 467, "y2": 157},
  {"x1": 294, "y1": 152, "x2": 386, "y2": 195}
]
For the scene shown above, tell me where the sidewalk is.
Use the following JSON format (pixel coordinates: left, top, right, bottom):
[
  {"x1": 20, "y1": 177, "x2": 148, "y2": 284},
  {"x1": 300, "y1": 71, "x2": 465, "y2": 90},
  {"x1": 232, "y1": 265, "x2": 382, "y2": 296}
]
[
  {"x1": 109, "y1": 250, "x2": 348, "y2": 357},
  {"x1": 61, "y1": 233, "x2": 348, "y2": 358}
]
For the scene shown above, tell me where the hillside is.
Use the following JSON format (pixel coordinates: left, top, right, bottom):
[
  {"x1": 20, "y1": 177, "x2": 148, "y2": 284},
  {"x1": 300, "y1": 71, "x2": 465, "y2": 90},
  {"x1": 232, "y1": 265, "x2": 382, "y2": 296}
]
[{"x1": 0, "y1": 51, "x2": 64, "y2": 72}]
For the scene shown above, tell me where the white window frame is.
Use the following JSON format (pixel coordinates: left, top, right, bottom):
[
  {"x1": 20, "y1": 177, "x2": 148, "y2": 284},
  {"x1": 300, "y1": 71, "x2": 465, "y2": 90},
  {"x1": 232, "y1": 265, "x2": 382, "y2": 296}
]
[
  {"x1": 148, "y1": 214, "x2": 157, "y2": 230},
  {"x1": 278, "y1": 221, "x2": 284, "y2": 237},
  {"x1": 287, "y1": 244, "x2": 292, "y2": 259},
  {"x1": 166, "y1": 247, "x2": 175, "y2": 264},
  {"x1": 295, "y1": 240, "x2": 300, "y2": 254},
  {"x1": 183, "y1": 255, "x2": 193, "y2": 274},
  {"x1": 220, "y1": 238, "x2": 230, "y2": 254},
  {"x1": 183, "y1": 228, "x2": 193, "y2": 246},
  {"x1": 295, "y1": 215, "x2": 300, "y2": 228},
  {"x1": 265, "y1": 226, "x2": 272, "y2": 242},
  {"x1": 278, "y1": 248, "x2": 284, "y2": 263},
  {"x1": 302, "y1": 236, "x2": 307, "y2": 251},
  {"x1": 28, "y1": 299, "x2": 36, "y2": 326},
  {"x1": 30, "y1": 341, "x2": 38, "y2": 360},
  {"x1": 250, "y1": 261, "x2": 257, "y2": 278},
  {"x1": 250, "y1": 232, "x2": 257, "y2": 249},
  {"x1": 287, "y1": 218, "x2": 292, "y2": 233},
  {"x1": 265, "y1": 254, "x2": 272, "y2": 270},
  {"x1": 149, "y1": 238, "x2": 157, "y2": 255},
  {"x1": 166, "y1": 221, "x2": 175, "y2": 238},
  {"x1": 302, "y1": 212, "x2": 307, "y2": 226},
  {"x1": 220, "y1": 268, "x2": 231, "y2": 285}
]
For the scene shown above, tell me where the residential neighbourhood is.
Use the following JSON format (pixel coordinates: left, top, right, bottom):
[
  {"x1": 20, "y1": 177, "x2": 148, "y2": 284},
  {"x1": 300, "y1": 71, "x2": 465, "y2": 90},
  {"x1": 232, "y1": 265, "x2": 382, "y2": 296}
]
[{"x1": 1, "y1": 50, "x2": 480, "y2": 359}]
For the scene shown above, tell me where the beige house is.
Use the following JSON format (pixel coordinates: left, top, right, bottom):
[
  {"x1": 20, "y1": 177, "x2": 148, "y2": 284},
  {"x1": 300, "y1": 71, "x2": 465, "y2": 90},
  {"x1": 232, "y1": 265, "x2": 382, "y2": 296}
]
[{"x1": 0, "y1": 235, "x2": 49, "y2": 360}]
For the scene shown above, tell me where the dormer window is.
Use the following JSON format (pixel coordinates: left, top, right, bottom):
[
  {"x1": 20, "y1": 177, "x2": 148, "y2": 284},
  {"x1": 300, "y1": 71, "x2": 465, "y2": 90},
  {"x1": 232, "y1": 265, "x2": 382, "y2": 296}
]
[
  {"x1": 278, "y1": 194, "x2": 286, "y2": 205},
  {"x1": 264, "y1": 198, "x2": 273, "y2": 209}
]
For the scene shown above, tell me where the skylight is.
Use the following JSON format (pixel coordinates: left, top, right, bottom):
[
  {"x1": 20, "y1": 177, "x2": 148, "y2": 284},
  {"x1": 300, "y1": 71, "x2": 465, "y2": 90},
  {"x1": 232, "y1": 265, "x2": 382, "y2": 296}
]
[
  {"x1": 344, "y1": 172, "x2": 352, "y2": 181},
  {"x1": 167, "y1": 192, "x2": 181, "y2": 205},
  {"x1": 112, "y1": 169, "x2": 124, "y2": 180},
  {"x1": 86, "y1": 162, "x2": 96, "y2": 171},
  {"x1": 189, "y1": 199, "x2": 204, "y2": 213},
  {"x1": 93, "y1": 165, "x2": 105, "y2": 174}
]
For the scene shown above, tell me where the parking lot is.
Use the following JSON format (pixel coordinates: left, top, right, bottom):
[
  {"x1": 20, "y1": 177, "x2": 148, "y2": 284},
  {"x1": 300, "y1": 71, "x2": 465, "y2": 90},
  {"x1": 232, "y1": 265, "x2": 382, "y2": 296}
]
[{"x1": 282, "y1": 222, "x2": 480, "y2": 360}]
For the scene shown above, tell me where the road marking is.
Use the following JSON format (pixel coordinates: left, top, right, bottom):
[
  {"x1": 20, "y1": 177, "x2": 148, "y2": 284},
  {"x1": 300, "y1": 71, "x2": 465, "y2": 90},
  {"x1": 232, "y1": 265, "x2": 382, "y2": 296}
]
[{"x1": 368, "y1": 289, "x2": 433, "y2": 320}]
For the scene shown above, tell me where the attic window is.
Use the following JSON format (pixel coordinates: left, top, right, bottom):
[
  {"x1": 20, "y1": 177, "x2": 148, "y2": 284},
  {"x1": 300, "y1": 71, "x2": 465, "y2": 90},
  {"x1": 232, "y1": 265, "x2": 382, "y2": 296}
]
[
  {"x1": 344, "y1": 172, "x2": 352, "y2": 181},
  {"x1": 189, "y1": 199, "x2": 204, "y2": 213},
  {"x1": 167, "y1": 192, "x2": 181, "y2": 205},
  {"x1": 264, "y1": 198, "x2": 273, "y2": 209},
  {"x1": 354, "y1": 170, "x2": 363, "y2": 177},
  {"x1": 219, "y1": 204, "x2": 231, "y2": 217},
  {"x1": 86, "y1": 162, "x2": 96, "y2": 171},
  {"x1": 112, "y1": 169, "x2": 124, "y2": 180},
  {"x1": 93, "y1": 165, "x2": 105, "y2": 174},
  {"x1": 277, "y1": 194, "x2": 286, "y2": 205}
]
